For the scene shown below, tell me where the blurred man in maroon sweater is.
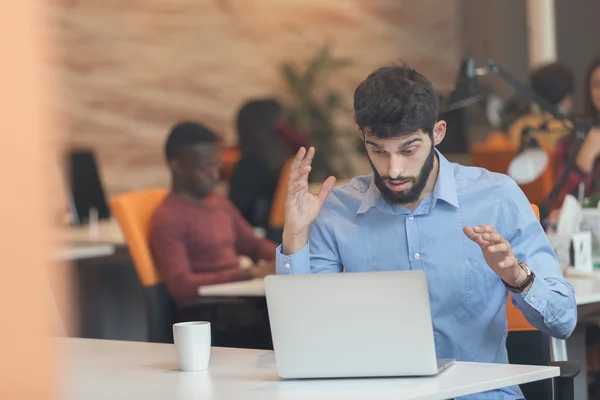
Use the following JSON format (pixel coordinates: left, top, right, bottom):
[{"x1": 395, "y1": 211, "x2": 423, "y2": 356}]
[{"x1": 149, "y1": 121, "x2": 276, "y2": 305}]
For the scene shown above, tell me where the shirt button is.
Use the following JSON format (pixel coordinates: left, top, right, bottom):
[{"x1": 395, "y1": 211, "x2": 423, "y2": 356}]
[
  {"x1": 408, "y1": 215, "x2": 414, "y2": 220},
  {"x1": 529, "y1": 296, "x2": 535, "y2": 303},
  {"x1": 284, "y1": 263, "x2": 291, "y2": 269},
  {"x1": 413, "y1": 253, "x2": 421, "y2": 260}
]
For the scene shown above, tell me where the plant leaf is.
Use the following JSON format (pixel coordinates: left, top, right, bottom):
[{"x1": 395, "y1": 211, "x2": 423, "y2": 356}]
[
  {"x1": 304, "y1": 44, "x2": 331, "y2": 89},
  {"x1": 325, "y1": 92, "x2": 342, "y2": 109},
  {"x1": 280, "y1": 64, "x2": 302, "y2": 96},
  {"x1": 330, "y1": 58, "x2": 353, "y2": 69}
]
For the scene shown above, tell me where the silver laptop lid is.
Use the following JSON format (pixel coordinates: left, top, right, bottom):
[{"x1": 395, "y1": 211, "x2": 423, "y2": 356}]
[{"x1": 264, "y1": 270, "x2": 439, "y2": 379}]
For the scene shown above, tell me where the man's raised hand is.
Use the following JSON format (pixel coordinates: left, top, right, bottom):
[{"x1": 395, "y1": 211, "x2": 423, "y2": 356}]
[{"x1": 282, "y1": 147, "x2": 336, "y2": 254}]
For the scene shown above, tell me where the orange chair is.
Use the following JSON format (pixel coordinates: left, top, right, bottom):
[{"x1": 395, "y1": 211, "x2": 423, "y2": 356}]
[
  {"x1": 268, "y1": 158, "x2": 294, "y2": 230},
  {"x1": 505, "y1": 203, "x2": 579, "y2": 399},
  {"x1": 470, "y1": 140, "x2": 519, "y2": 177},
  {"x1": 220, "y1": 147, "x2": 241, "y2": 180},
  {"x1": 470, "y1": 137, "x2": 555, "y2": 205},
  {"x1": 111, "y1": 189, "x2": 168, "y2": 288},
  {"x1": 110, "y1": 189, "x2": 172, "y2": 342}
]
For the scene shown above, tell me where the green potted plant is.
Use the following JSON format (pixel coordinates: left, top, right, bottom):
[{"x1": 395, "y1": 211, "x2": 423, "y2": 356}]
[{"x1": 279, "y1": 44, "x2": 353, "y2": 182}]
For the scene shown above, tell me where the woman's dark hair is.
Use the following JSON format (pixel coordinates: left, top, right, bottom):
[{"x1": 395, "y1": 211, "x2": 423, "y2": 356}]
[
  {"x1": 235, "y1": 98, "x2": 288, "y2": 171},
  {"x1": 529, "y1": 62, "x2": 574, "y2": 107},
  {"x1": 583, "y1": 56, "x2": 600, "y2": 124},
  {"x1": 236, "y1": 99, "x2": 280, "y2": 153},
  {"x1": 353, "y1": 63, "x2": 438, "y2": 139}
]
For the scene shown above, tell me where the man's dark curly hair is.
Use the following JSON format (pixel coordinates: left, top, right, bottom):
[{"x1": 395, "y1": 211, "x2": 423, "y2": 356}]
[{"x1": 353, "y1": 63, "x2": 438, "y2": 139}]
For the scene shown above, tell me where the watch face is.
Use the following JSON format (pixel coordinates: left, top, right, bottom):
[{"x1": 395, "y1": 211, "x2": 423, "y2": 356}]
[{"x1": 519, "y1": 261, "x2": 530, "y2": 275}]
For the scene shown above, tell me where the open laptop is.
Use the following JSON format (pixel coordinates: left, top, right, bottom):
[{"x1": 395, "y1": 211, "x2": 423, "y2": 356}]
[{"x1": 264, "y1": 270, "x2": 454, "y2": 379}]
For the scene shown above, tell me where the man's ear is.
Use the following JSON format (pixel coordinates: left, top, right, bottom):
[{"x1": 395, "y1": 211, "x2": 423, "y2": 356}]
[
  {"x1": 432, "y1": 120, "x2": 446, "y2": 146},
  {"x1": 169, "y1": 159, "x2": 183, "y2": 175},
  {"x1": 356, "y1": 124, "x2": 365, "y2": 141}
]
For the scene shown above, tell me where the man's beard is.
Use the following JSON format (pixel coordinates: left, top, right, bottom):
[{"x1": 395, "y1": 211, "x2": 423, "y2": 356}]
[{"x1": 368, "y1": 145, "x2": 436, "y2": 206}]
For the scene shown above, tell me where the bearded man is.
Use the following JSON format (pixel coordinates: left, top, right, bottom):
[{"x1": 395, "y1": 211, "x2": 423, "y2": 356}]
[{"x1": 275, "y1": 63, "x2": 576, "y2": 400}]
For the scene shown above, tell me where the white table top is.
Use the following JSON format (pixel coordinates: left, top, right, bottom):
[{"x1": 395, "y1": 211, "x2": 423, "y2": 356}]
[
  {"x1": 52, "y1": 243, "x2": 116, "y2": 261},
  {"x1": 58, "y1": 338, "x2": 558, "y2": 400},
  {"x1": 198, "y1": 272, "x2": 600, "y2": 307},
  {"x1": 58, "y1": 219, "x2": 125, "y2": 246},
  {"x1": 565, "y1": 269, "x2": 600, "y2": 305}
]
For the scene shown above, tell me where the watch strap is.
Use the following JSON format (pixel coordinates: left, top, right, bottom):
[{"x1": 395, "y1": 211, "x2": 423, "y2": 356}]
[{"x1": 503, "y1": 261, "x2": 535, "y2": 293}]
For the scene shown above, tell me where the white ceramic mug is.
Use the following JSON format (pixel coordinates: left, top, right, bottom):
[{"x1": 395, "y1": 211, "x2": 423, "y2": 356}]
[{"x1": 173, "y1": 321, "x2": 211, "y2": 372}]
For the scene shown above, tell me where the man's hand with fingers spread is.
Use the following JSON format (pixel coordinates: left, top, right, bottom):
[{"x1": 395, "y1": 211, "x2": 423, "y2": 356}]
[
  {"x1": 282, "y1": 146, "x2": 336, "y2": 255},
  {"x1": 463, "y1": 224, "x2": 531, "y2": 290}
]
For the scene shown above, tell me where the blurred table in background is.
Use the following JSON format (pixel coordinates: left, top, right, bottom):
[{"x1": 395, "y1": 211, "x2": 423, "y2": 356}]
[
  {"x1": 52, "y1": 243, "x2": 116, "y2": 261},
  {"x1": 54, "y1": 219, "x2": 146, "y2": 342},
  {"x1": 58, "y1": 219, "x2": 125, "y2": 246}
]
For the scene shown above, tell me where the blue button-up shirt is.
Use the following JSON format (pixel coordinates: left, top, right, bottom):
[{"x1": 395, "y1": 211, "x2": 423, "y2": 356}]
[{"x1": 276, "y1": 150, "x2": 577, "y2": 399}]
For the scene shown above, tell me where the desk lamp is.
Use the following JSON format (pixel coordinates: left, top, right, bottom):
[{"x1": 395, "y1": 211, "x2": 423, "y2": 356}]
[
  {"x1": 442, "y1": 58, "x2": 485, "y2": 113},
  {"x1": 445, "y1": 58, "x2": 591, "y2": 221}
]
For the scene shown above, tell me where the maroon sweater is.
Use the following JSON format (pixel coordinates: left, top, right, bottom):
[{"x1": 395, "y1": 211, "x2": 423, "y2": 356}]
[{"x1": 149, "y1": 193, "x2": 276, "y2": 304}]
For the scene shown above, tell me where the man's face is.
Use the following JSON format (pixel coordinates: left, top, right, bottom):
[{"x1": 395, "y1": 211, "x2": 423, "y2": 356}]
[
  {"x1": 175, "y1": 143, "x2": 221, "y2": 199},
  {"x1": 591, "y1": 66, "x2": 600, "y2": 115},
  {"x1": 363, "y1": 130, "x2": 436, "y2": 206}
]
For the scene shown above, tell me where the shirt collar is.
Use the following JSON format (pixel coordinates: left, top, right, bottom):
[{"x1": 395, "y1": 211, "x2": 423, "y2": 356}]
[
  {"x1": 356, "y1": 149, "x2": 459, "y2": 215},
  {"x1": 357, "y1": 177, "x2": 380, "y2": 214},
  {"x1": 433, "y1": 149, "x2": 459, "y2": 208}
]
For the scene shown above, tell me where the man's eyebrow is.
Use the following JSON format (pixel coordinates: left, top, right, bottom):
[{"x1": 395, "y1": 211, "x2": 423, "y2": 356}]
[
  {"x1": 365, "y1": 140, "x2": 384, "y2": 149},
  {"x1": 398, "y1": 138, "x2": 423, "y2": 150},
  {"x1": 365, "y1": 137, "x2": 423, "y2": 151}
]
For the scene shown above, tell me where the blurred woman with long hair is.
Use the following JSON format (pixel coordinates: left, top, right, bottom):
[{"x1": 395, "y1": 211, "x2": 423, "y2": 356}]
[
  {"x1": 553, "y1": 57, "x2": 600, "y2": 208},
  {"x1": 228, "y1": 99, "x2": 305, "y2": 240}
]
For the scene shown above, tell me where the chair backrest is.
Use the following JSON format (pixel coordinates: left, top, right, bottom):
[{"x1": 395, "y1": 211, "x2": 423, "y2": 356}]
[
  {"x1": 220, "y1": 147, "x2": 241, "y2": 180},
  {"x1": 269, "y1": 158, "x2": 294, "y2": 229},
  {"x1": 531, "y1": 203, "x2": 540, "y2": 220},
  {"x1": 110, "y1": 188, "x2": 168, "y2": 287},
  {"x1": 506, "y1": 296, "x2": 536, "y2": 331}
]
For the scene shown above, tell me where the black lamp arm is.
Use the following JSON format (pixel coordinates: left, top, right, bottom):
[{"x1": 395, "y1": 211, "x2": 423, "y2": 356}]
[
  {"x1": 485, "y1": 60, "x2": 565, "y2": 122},
  {"x1": 442, "y1": 57, "x2": 592, "y2": 221}
]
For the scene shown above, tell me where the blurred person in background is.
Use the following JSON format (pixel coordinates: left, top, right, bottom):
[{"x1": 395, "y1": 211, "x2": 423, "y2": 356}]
[
  {"x1": 149, "y1": 121, "x2": 276, "y2": 305},
  {"x1": 554, "y1": 57, "x2": 600, "y2": 208},
  {"x1": 508, "y1": 62, "x2": 575, "y2": 150},
  {"x1": 229, "y1": 99, "x2": 307, "y2": 242},
  {"x1": 583, "y1": 56, "x2": 600, "y2": 126}
]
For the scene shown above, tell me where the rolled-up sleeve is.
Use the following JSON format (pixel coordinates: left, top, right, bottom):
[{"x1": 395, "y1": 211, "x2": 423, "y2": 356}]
[{"x1": 500, "y1": 178, "x2": 577, "y2": 339}]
